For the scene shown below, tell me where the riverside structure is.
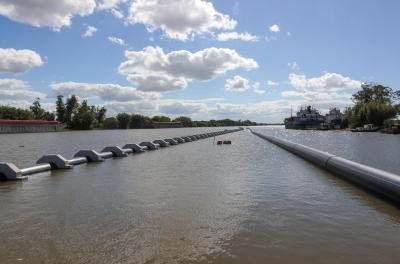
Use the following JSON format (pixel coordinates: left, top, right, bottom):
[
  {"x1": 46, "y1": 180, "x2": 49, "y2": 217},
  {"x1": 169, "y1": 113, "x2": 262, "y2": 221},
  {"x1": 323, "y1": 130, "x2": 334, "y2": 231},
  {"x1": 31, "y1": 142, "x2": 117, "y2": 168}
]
[
  {"x1": 0, "y1": 128, "x2": 242, "y2": 181},
  {"x1": 0, "y1": 120, "x2": 66, "y2": 134}
]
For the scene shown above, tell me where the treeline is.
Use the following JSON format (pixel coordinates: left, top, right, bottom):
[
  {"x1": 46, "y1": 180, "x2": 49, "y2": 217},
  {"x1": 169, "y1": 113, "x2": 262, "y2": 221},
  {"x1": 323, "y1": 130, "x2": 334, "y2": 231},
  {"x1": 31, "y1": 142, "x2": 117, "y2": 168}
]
[
  {"x1": 101, "y1": 114, "x2": 258, "y2": 129},
  {"x1": 55, "y1": 95, "x2": 106, "y2": 130},
  {"x1": 345, "y1": 83, "x2": 400, "y2": 127},
  {"x1": 0, "y1": 95, "x2": 259, "y2": 130},
  {"x1": 0, "y1": 99, "x2": 55, "y2": 121}
]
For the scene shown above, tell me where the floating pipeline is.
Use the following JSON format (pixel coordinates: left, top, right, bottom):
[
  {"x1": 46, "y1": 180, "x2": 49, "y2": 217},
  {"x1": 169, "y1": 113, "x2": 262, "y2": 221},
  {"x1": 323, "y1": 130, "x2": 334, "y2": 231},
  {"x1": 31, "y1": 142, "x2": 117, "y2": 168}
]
[
  {"x1": 0, "y1": 128, "x2": 243, "y2": 181},
  {"x1": 250, "y1": 129, "x2": 400, "y2": 203}
]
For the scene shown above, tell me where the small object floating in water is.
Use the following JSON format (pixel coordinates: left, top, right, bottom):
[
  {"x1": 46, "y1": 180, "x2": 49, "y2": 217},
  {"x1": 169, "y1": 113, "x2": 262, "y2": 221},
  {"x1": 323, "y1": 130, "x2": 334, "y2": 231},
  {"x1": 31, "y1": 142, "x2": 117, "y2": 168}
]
[
  {"x1": 216, "y1": 140, "x2": 231, "y2": 145},
  {"x1": 18, "y1": 145, "x2": 24, "y2": 148}
]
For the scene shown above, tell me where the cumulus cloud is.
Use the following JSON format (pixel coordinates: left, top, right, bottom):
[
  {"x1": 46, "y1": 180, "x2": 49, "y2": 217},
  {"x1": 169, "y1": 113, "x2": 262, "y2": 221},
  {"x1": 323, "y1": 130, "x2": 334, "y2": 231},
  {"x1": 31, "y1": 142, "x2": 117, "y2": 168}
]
[
  {"x1": 105, "y1": 99, "x2": 209, "y2": 118},
  {"x1": 267, "y1": 80, "x2": 279, "y2": 86},
  {"x1": 158, "y1": 101, "x2": 207, "y2": 115},
  {"x1": 127, "y1": 0, "x2": 237, "y2": 40},
  {"x1": 0, "y1": 0, "x2": 96, "y2": 30},
  {"x1": 118, "y1": 46, "x2": 258, "y2": 92},
  {"x1": 82, "y1": 26, "x2": 97, "y2": 38},
  {"x1": 50, "y1": 82, "x2": 161, "y2": 102},
  {"x1": 0, "y1": 78, "x2": 46, "y2": 106},
  {"x1": 225, "y1": 75, "x2": 250, "y2": 92},
  {"x1": 97, "y1": 0, "x2": 126, "y2": 10},
  {"x1": 108, "y1": 36, "x2": 125, "y2": 46},
  {"x1": 0, "y1": 48, "x2": 43, "y2": 73},
  {"x1": 289, "y1": 73, "x2": 361, "y2": 92},
  {"x1": 217, "y1": 31, "x2": 259, "y2": 42},
  {"x1": 209, "y1": 100, "x2": 290, "y2": 121},
  {"x1": 281, "y1": 72, "x2": 362, "y2": 106},
  {"x1": 97, "y1": 0, "x2": 126, "y2": 18},
  {"x1": 110, "y1": 8, "x2": 124, "y2": 19},
  {"x1": 269, "y1": 24, "x2": 280, "y2": 32},
  {"x1": 253, "y1": 82, "x2": 266, "y2": 94}
]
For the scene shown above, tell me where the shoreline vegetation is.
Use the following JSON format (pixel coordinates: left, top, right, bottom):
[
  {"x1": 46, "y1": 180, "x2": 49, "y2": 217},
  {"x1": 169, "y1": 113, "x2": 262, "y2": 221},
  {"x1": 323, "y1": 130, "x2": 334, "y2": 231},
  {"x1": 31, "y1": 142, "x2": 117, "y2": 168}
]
[
  {"x1": 345, "y1": 83, "x2": 399, "y2": 128},
  {"x1": 0, "y1": 95, "x2": 269, "y2": 130}
]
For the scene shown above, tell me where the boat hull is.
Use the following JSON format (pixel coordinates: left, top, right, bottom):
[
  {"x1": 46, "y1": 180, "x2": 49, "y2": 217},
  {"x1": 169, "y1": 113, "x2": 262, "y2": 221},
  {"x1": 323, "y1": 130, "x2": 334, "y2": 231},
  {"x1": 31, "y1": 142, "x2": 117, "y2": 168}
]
[
  {"x1": 350, "y1": 128, "x2": 380, "y2": 132},
  {"x1": 284, "y1": 119, "x2": 323, "y2": 130}
]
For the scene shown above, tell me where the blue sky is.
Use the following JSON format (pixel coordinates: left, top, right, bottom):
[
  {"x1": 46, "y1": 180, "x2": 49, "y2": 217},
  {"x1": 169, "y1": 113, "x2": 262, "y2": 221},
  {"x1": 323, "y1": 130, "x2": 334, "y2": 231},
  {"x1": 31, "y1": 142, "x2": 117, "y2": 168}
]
[{"x1": 0, "y1": 0, "x2": 399, "y2": 122}]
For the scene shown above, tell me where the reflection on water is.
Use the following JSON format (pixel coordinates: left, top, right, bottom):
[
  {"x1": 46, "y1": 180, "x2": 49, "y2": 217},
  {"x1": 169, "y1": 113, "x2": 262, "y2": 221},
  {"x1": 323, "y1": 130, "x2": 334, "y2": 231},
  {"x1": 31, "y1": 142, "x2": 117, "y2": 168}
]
[{"x1": 0, "y1": 127, "x2": 400, "y2": 263}]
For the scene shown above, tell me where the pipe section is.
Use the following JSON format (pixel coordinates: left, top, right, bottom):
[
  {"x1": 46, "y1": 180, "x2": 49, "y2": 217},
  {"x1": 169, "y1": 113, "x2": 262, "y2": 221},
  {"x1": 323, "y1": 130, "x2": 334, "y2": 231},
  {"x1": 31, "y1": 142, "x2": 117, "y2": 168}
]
[{"x1": 250, "y1": 130, "x2": 400, "y2": 203}]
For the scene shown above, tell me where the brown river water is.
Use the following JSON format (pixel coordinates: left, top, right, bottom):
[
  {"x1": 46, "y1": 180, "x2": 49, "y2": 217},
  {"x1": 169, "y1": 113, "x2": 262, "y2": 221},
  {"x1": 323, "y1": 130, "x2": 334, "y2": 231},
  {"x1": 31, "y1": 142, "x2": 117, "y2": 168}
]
[{"x1": 0, "y1": 126, "x2": 399, "y2": 263}]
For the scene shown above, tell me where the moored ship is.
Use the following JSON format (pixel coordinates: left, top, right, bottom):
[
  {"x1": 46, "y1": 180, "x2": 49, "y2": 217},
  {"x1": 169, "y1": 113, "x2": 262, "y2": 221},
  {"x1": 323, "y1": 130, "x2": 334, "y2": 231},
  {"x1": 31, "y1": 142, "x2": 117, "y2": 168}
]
[{"x1": 284, "y1": 106, "x2": 324, "y2": 129}]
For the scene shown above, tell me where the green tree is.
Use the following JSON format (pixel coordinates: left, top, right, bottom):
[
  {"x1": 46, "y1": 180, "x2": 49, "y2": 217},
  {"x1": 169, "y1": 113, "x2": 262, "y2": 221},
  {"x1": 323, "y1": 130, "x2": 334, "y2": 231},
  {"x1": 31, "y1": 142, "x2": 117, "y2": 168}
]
[
  {"x1": 346, "y1": 83, "x2": 399, "y2": 127},
  {"x1": 70, "y1": 100, "x2": 95, "y2": 130},
  {"x1": 117, "y1": 113, "x2": 131, "y2": 129},
  {"x1": 130, "y1": 114, "x2": 152, "y2": 128},
  {"x1": 151, "y1": 115, "x2": 171, "y2": 122},
  {"x1": 94, "y1": 106, "x2": 107, "y2": 128},
  {"x1": 65, "y1": 95, "x2": 79, "y2": 128},
  {"x1": 0, "y1": 106, "x2": 33, "y2": 120},
  {"x1": 43, "y1": 112, "x2": 55, "y2": 121},
  {"x1": 30, "y1": 98, "x2": 45, "y2": 120},
  {"x1": 56, "y1": 95, "x2": 66, "y2": 123},
  {"x1": 103, "y1": 117, "x2": 119, "y2": 129},
  {"x1": 352, "y1": 83, "x2": 394, "y2": 104},
  {"x1": 173, "y1": 116, "x2": 192, "y2": 127}
]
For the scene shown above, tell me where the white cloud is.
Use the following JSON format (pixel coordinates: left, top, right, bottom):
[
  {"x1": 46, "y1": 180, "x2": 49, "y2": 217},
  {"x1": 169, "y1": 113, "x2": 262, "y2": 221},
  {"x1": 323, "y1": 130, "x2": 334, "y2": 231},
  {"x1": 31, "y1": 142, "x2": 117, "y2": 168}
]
[
  {"x1": 97, "y1": 0, "x2": 126, "y2": 10},
  {"x1": 0, "y1": 0, "x2": 96, "y2": 31},
  {"x1": 267, "y1": 80, "x2": 279, "y2": 86},
  {"x1": 289, "y1": 73, "x2": 361, "y2": 92},
  {"x1": 0, "y1": 78, "x2": 46, "y2": 106},
  {"x1": 253, "y1": 82, "x2": 266, "y2": 94},
  {"x1": 225, "y1": 75, "x2": 250, "y2": 92},
  {"x1": 49, "y1": 82, "x2": 161, "y2": 102},
  {"x1": 280, "y1": 90, "x2": 303, "y2": 97},
  {"x1": 217, "y1": 31, "x2": 259, "y2": 42},
  {"x1": 108, "y1": 36, "x2": 125, "y2": 46},
  {"x1": 105, "y1": 98, "x2": 210, "y2": 118},
  {"x1": 0, "y1": 48, "x2": 43, "y2": 73},
  {"x1": 280, "y1": 72, "x2": 362, "y2": 107},
  {"x1": 97, "y1": 0, "x2": 126, "y2": 18},
  {"x1": 288, "y1": 61, "x2": 300, "y2": 71},
  {"x1": 127, "y1": 0, "x2": 237, "y2": 41},
  {"x1": 118, "y1": 46, "x2": 258, "y2": 92},
  {"x1": 110, "y1": 8, "x2": 124, "y2": 19},
  {"x1": 82, "y1": 26, "x2": 97, "y2": 38},
  {"x1": 158, "y1": 101, "x2": 207, "y2": 115},
  {"x1": 269, "y1": 24, "x2": 280, "y2": 32},
  {"x1": 209, "y1": 100, "x2": 290, "y2": 122}
]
